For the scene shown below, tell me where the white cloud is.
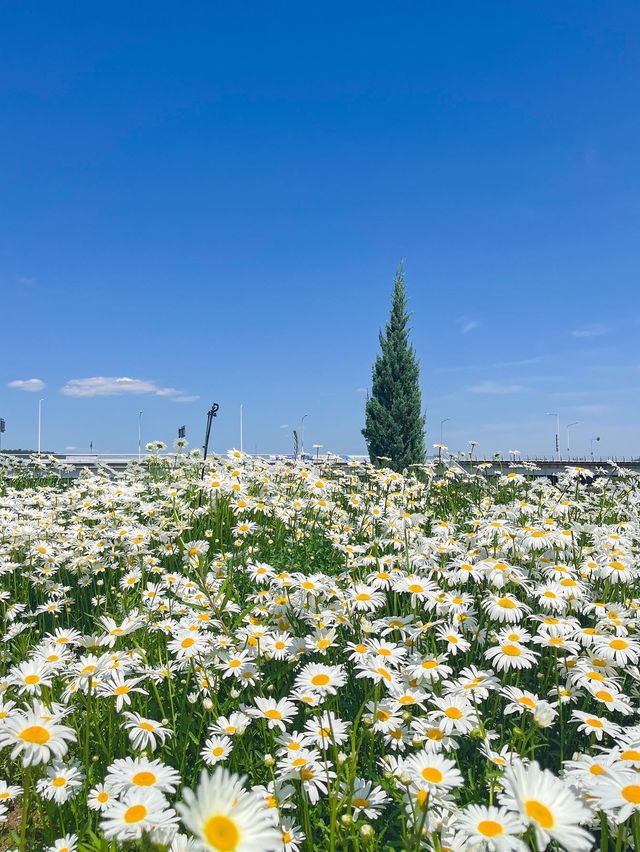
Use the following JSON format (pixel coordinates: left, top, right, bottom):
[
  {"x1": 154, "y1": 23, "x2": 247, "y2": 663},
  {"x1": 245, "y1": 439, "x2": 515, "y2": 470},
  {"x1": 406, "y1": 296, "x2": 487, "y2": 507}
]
[
  {"x1": 279, "y1": 423, "x2": 290, "y2": 429},
  {"x1": 8, "y1": 378, "x2": 45, "y2": 392},
  {"x1": 492, "y1": 356, "x2": 542, "y2": 368},
  {"x1": 456, "y1": 316, "x2": 480, "y2": 334},
  {"x1": 355, "y1": 387, "x2": 367, "y2": 394},
  {"x1": 60, "y1": 376, "x2": 198, "y2": 402},
  {"x1": 470, "y1": 380, "x2": 524, "y2": 395},
  {"x1": 572, "y1": 323, "x2": 609, "y2": 338}
]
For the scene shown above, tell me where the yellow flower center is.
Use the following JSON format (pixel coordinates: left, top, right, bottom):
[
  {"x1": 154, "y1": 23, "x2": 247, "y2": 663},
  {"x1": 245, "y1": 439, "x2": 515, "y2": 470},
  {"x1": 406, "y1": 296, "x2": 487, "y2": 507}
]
[
  {"x1": 204, "y1": 815, "x2": 240, "y2": 849},
  {"x1": 265, "y1": 709, "x2": 282, "y2": 720},
  {"x1": 610, "y1": 639, "x2": 628, "y2": 650},
  {"x1": 622, "y1": 785, "x2": 640, "y2": 804},
  {"x1": 132, "y1": 771, "x2": 156, "y2": 786},
  {"x1": 478, "y1": 820, "x2": 503, "y2": 837},
  {"x1": 124, "y1": 804, "x2": 148, "y2": 824},
  {"x1": 497, "y1": 598, "x2": 516, "y2": 609},
  {"x1": 444, "y1": 707, "x2": 463, "y2": 719},
  {"x1": 621, "y1": 749, "x2": 640, "y2": 761},
  {"x1": 525, "y1": 799, "x2": 554, "y2": 829},
  {"x1": 421, "y1": 767, "x2": 444, "y2": 784},
  {"x1": 502, "y1": 644, "x2": 522, "y2": 657},
  {"x1": 311, "y1": 674, "x2": 330, "y2": 686},
  {"x1": 24, "y1": 674, "x2": 40, "y2": 685},
  {"x1": 19, "y1": 725, "x2": 50, "y2": 744},
  {"x1": 52, "y1": 776, "x2": 66, "y2": 788}
]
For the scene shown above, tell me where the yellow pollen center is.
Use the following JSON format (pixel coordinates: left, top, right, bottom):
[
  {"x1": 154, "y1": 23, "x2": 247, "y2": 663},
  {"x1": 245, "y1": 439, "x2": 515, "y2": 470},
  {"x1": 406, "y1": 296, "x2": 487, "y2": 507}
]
[
  {"x1": 19, "y1": 725, "x2": 50, "y2": 744},
  {"x1": 478, "y1": 820, "x2": 503, "y2": 837},
  {"x1": 124, "y1": 804, "x2": 148, "y2": 824},
  {"x1": 444, "y1": 707, "x2": 463, "y2": 719},
  {"x1": 311, "y1": 674, "x2": 330, "y2": 686},
  {"x1": 132, "y1": 771, "x2": 156, "y2": 786},
  {"x1": 204, "y1": 815, "x2": 239, "y2": 850},
  {"x1": 622, "y1": 785, "x2": 640, "y2": 804},
  {"x1": 265, "y1": 709, "x2": 282, "y2": 720},
  {"x1": 421, "y1": 767, "x2": 444, "y2": 784},
  {"x1": 525, "y1": 799, "x2": 554, "y2": 829}
]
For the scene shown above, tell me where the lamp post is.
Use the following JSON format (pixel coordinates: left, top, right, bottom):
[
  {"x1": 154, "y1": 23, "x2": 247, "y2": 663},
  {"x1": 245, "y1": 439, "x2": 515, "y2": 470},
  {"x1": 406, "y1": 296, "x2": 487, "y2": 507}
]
[
  {"x1": 240, "y1": 404, "x2": 243, "y2": 453},
  {"x1": 313, "y1": 443, "x2": 323, "y2": 461},
  {"x1": 590, "y1": 436, "x2": 600, "y2": 461},
  {"x1": 38, "y1": 398, "x2": 43, "y2": 454},
  {"x1": 300, "y1": 414, "x2": 308, "y2": 457},
  {"x1": 566, "y1": 421, "x2": 579, "y2": 458},
  {"x1": 138, "y1": 411, "x2": 143, "y2": 459},
  {"x1": 545, "y1": 412, "x2": 560, "y2": 459},
  {"x1": 440, "y1": 418, "x2": 450, "y2": 446}
]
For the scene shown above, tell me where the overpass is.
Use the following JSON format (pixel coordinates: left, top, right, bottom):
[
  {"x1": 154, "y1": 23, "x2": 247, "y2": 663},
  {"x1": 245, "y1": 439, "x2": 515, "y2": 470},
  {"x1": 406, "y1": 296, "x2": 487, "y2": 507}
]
[{"x1": 3, "y1": 452, "x2": 639, "y2": 479}]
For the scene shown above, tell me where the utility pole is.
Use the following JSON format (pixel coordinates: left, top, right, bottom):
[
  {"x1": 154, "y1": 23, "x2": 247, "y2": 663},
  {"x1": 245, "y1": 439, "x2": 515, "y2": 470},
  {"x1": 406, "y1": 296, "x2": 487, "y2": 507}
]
[
  {"x1": 138, "y1": 411, "x2": 143, "y2": 459},
  {"x1": 566, "y1": 421, "x2": 579, "y2": 458},
  {"x1": 546, "y1": 412, "x2": 560, "y2": 460},
  {"x1": 240, "y1": 404, "x2": 243, "y2": 453},
  {"x1": 300, "y1": 414, "x2": 308, "y2": 457},
  {"x1": 38, "y1": 398, "x2": 43, "y2": 454}
]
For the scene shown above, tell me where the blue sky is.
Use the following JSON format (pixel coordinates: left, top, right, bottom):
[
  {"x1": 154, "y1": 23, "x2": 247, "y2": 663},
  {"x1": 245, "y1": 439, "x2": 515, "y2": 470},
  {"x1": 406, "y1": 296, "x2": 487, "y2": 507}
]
[{"x1": 2, "y1": 2, "x2": 639, "y2": 458}]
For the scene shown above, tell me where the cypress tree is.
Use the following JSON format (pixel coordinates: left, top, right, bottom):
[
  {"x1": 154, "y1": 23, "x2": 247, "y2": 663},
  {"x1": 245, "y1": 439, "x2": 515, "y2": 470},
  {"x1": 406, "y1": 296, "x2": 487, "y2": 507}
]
[{"x1": 362, "y1": 266, "x2": 426, "y2": 471}]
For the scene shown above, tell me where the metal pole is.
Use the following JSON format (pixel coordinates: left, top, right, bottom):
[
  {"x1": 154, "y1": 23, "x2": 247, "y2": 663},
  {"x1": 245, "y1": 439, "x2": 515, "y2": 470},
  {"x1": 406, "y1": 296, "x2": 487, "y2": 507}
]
[
  {"x1": 546, "y1": 412, "x2": 559, "y2": 460},
  {"x1": 440, "y1": 418, "x2": 450, "y2": 445},
  {"x1": 240, "y1": 404, "x2": 243, "y2": 453},
  {"x1": 301, "y1": 414, "x2": 308, "y2": 456},
  {"x1": 138, "y1": 411, "x2": 143, "y2": 459},
  {"x1": 566, "y1": 421, "x2": 579, "y2": 458},
  {"x1": 38, "y1": 398, "x2": 43, "y2": 454}
]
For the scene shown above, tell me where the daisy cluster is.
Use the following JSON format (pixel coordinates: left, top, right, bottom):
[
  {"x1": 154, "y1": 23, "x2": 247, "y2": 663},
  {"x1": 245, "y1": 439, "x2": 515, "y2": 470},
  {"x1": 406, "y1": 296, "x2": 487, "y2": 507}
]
[{"x1": 0, "y1": 448, "x2": 640, "y2": 850}]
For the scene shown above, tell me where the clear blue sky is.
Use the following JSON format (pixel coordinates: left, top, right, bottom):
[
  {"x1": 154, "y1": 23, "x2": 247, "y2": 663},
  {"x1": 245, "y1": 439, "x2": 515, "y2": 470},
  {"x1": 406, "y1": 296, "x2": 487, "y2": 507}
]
[{"x1": 2, "y1": 2, "x2": 639, "y2": 458}]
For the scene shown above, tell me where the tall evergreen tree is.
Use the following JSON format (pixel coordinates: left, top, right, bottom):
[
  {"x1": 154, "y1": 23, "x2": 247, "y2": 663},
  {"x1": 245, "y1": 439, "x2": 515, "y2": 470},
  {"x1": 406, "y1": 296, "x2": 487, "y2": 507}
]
[{"x1": 362, "y1": 266, "x2": 426, "y2": 471}]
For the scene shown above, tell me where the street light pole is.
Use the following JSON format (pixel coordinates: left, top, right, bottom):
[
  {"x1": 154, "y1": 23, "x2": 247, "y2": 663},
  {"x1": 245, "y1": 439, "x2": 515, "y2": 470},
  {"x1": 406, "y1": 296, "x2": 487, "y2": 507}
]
[
  {"x1": 301, "y1": 414, "x2": 308, "y2": 457},
  {"x1": 240, "y1": 404, "x2": 243, "y2": 453},
  {"x1": 546, "y1": 412, "x2": 560, "y2": 459},
  {"x1": 138, "y1": 411, "x2": 143, "y2": 459},
  {"x1": 566, "y1": 421, "x2": 579, "y2": 458},
  {"x1": 590, "y1": 436, "x2": 601, "y2": 461},
  {"x1": 440, "y1": 418, "x2": 450, "y2": 445},
  {"x1": 38, "y1": 398, "x2": 43, "y2": 454}
]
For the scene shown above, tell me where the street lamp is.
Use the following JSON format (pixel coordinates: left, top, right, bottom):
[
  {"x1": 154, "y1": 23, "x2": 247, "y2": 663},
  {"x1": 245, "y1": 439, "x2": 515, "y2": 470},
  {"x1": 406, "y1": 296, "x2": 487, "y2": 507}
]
[
  {"x1": 590, "y1": 436, "x2": 601, "y2": 461},
  {"x1": 38, "y1": 398, "x2": 44, "y2": 454},
  {"x1": 300, "y1": 414, "x2": 308, "y2": 456},
  {"x1": 566, "y1": 421, "x2": 579, "y2": 458},
  {"x1": 138, "y1": 411, "x2": 143, "y2": 459},
  {"x1": 545, "y1": 412, "x2": 560, "y2": 459},
  {"x1": 313, "y1": 443, "x2": 323, "y2": 461},
  {"x1": 440, "y1": 418, "x2": 450, "y2": 446}
]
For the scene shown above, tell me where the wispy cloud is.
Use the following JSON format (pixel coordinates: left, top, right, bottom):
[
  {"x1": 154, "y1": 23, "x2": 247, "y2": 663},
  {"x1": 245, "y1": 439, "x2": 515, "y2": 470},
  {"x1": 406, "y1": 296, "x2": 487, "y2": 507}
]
[
  {"x1": 456, "y1": 316, "x2": 480, "y2": 334},
  {"x1": 572, "y1": 323, "x2": 609, "y2": 338},
  {"x1": 492, "y1": 356, "x2": 542, "y2": 368},
  {"x1": 8, "y1": 378, "x2": 45, "y2": 392},
  {"x1": 432, "y1": 356, "x2": 543, "y2": 375},
  {"x1": 60, "y1": 376, "x2": 198, "y2": 402},
  {"x1": 470, "y1": 380, "x2": 524, "y2": 395},
  {"x1": 355, "y1": 387, "x2": 367, "y2": 394},
  {"x1": 279, "y1": 423, "x2": 289, "y2": 429}
]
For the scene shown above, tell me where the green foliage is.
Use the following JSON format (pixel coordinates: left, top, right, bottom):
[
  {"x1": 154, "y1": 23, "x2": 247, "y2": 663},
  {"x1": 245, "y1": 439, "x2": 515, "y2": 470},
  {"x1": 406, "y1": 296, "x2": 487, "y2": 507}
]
[{"x1": 362, "y1": 266, "x2": 426, "y2": 471}]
